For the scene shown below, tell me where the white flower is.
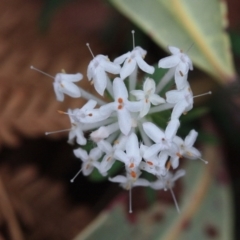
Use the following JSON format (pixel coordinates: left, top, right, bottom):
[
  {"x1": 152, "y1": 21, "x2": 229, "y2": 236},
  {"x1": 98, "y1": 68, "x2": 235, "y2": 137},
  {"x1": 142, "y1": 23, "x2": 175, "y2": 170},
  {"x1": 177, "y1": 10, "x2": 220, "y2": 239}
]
[
  {"x1": 114, "y1": 46, "x2": 154, "y2": 80},
  {"x1": 174, "y1": 129, "x2": 201, "y2": 160},
  {"x1": 114, "y1": 132, "x2": 141, "y2": 172},
  {"x1": 158, "y1": 46, "x2": 193, "y2": 90},
  {"x1": 150, "y1": 169, "x2": 186, "y2": 190},
  {"x1": 87, "y1": 55, "x2": 121, "y2": 96},
  {"x1": 142, "y1": 119, "x2": 180, "y2": 159},
  {"x1": 53, "y1": 73, "x2": 82, "y2": 101},
  {"x1": 100, "y1": 78, "x2": 142, "y2": 135},
  {"x1": 71, "y1": 100, "x2": 97, "y2": 122},
  {"x1": 131, "y1": 78, "x2": 165, "y2": 117},
  {"x1": 73, "y1": 147, "x2": 102, "y2": 176},
  {"x1": 97, "y1": 136, "x2": 127, "y2": 174},
  {"x1": 166, "y1": 84, "x2": 193, "y2": 120},
  {"x1": 139, "y1": 145, "x2": 168, "y2": 177},
  {"x1": 67, "y1": 109, "x2": 86, "y2": 145},
  {"x1": 109, "y1": 171, "x2": 149, "y2": 190}
]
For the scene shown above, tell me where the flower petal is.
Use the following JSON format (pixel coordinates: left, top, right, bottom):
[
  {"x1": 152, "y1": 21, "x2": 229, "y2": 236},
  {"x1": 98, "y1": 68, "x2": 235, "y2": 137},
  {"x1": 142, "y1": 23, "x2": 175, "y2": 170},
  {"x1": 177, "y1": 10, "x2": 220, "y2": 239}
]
[
  {"x1": 135, "y1": 53, "x2": 154, "y2": 74},
  {"x1": 126, "y1": 101, "x2": 142, "y2": 112},
  {"x1": 81, "y1": 100, "x2": 97, "y2": 112},
  {"x1": 175, "y1": 70, "x2": 188, "y2": 90},
  {"x1": 114, "y1": 149, "x2": 128, "y2": 164},
  {"x1": 165, "y1": 119, "x2": 180, "y2": 140},
  {"x1": 130, "y1": 90, "x2": 145, "y2": 100},
  {"x1": 149, "y1": 94, "x2": 165, "y2": 105},
  {"x1": 113, "y1": 77, "x2": 128, "y2": 100},
  {"x1": 185, "y1": 129, "x2": 198, "y2": 147},
  {"x1": 73, "y1": 148, "x2": 88, "y2": 161},
  {"x1": 109, "y1": 175, "x2": 127, "y2": 183},
  {"x1": 55, "y1": 73, "x2": 83, "y2": 82},
  {"x1": 143, "y1": 122, "x2": 164, "y2": 143},
  {"x1": 89, "y1": 147, "x2": 102, "y2": 160},
  {"x1": 94, "y1": 68, "x2": 107, "y2": 96},
  {"x1": 184, "y1": 147, "x2": 201, "y2": 159},
  {"x1": 120, "y1": 58, "x2": 136, "y2": 80},
  {"x1": 166, "y1": 89, "x2": 184, "y2": 104},
  {"x1": 101, "y1": 60, "x2": 121, "y2": 74},
  {"x1": 97, "y1": 140, "x2": 113, "y2": 153},
  {"x1": 117, "y1": 108, "x2": 132, "y2": 135},
  {"x1": 114, "y1": 52, "x2": 130, "y2": 65},
  {"x1": 168, "y1": 46, "x2": 181, "y2": 54},
  {"x1": 139, "y1": 101, "x2": 151, "y2": 117},
  {"x1": 53, "y1": 82, "x2": 64, "y2": 101},
  {"x1": 143, "y1": 144, "x2": 162, "y2": 159},
  {"x1": 126, "y1": 133, "x2": 140, "y2": 159},
  {"x1": 170, "y1": 101, "x2": 188, "y2": 120},
  {"x1": 60, "y1": 81, "x2": 81, "y2": 98},
  {"x1": 133, "y1": 178, "x2": 150, "y2": 187},
  {"x1": 143, "y1": 78, "x2": 155, "y2": 93},
  {"x1": 172, "y1": 169, "x2": 186, "y2": 182},
  {"x1": 158, "y1": 55, "x2": 180, "y2": 68}
]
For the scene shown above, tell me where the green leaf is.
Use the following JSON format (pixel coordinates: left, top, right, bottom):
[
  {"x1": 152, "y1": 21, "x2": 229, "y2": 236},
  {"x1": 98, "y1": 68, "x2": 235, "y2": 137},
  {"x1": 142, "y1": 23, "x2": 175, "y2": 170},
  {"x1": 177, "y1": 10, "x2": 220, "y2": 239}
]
[{"x1": 109, "y1": 0, "x2": 236, "y2": 84}]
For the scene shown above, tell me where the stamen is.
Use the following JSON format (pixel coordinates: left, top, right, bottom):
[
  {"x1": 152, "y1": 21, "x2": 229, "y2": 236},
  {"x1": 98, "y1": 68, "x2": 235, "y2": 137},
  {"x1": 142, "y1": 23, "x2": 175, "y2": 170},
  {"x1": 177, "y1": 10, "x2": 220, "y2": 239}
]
[
  {"x1": 187, "y1": 151, "x2": 208, "y2": 164},
  {"x1": 131, "y1": 30, "x2": 135, "y2": 49},
  {"x1": 165, "y1": 159, "x2": 171, "y2": 170},
  {"x1": 70, "y1": 168, "x2": 82, "y2": 183},
  {"x1": 198, "y1": 156, "x2": 208, "y2": 164},
  {"x1": 129, "y1": 187, "x2": 133, "y2": 213},
  {"x1": 30, "y1": 66, "x2": 55, "y2": 79},
  {"x1": 193, "y1": 91, "x2": 212, "y2": 98},
  {"x1": 57, "y1": 110, "x2": 75, "y2": 116},
  {"x1": 86, "y1": 43, "x2": 95, "y2": 59},
  {"x1": 45, "y1": 128, "x2": 72, "y2": 135},
  {"x1": 169, "y1": 187, "x2": 180, "y2": 214},
  {"x1": 186, "y1": 42, "x2": 195, "y2": 53}
]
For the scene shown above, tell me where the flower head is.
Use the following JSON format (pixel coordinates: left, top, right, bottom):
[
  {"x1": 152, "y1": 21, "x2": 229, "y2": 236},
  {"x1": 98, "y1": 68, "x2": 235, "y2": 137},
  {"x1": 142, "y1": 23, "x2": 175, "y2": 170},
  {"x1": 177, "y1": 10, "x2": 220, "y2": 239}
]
[
  {"x1": 87, "y1": 55, "x2": 120, "y2": 95},
  {"x1": 158, "y1": 46, "x2": 193, "y2": 90},
  {"x1": 114, "y1": 46, "x2": 154, "y2": 80},
  {"x1": 53, "y1": 73, "x2": 82, "y2": 101},
  {"x1": 131, "y1": 78, "x2": 165, "y2": 117}
]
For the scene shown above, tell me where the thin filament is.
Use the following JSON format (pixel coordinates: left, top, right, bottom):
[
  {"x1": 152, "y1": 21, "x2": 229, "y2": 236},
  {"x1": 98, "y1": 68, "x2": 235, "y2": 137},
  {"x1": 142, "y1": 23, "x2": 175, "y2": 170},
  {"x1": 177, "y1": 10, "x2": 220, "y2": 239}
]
[
  {"x1": 169, "y1": 187, "x2": 180, "y2": 214},
  {"x1": 30, "y1": 66, "x2": 55, "y2": 79},
  {"x1": 186, "y1": 42, "x2": 195, "y2": 53},
  {"x1": 45, "y1": 128, "x2": 72, "y2": 135},
  {"x1": 86, "y1": 43, "x2": 95, "y2": 58},
  {"x1": 193, "y1": 91, "x2": 212, "y2": 98},
  {"x1": 198, "y1": 156, "x2": 208, "y2": 164},
  {"x1": 70, "y1": 168, "x2": 82, "y2": 183},
  {"x1": 132, "y1": 30, "x2": 135, "y2": 49},
  {"x1": 129, "y1": 187, "x2": 133, "y2": 213}
]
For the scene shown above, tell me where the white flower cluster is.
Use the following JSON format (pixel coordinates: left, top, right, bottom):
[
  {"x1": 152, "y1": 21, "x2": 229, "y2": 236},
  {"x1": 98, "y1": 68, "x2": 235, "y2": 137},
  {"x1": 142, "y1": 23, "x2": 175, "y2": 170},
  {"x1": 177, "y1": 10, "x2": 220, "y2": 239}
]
[{"x1": 34, "y1": 39, "x2": 210, "y2": 213}]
